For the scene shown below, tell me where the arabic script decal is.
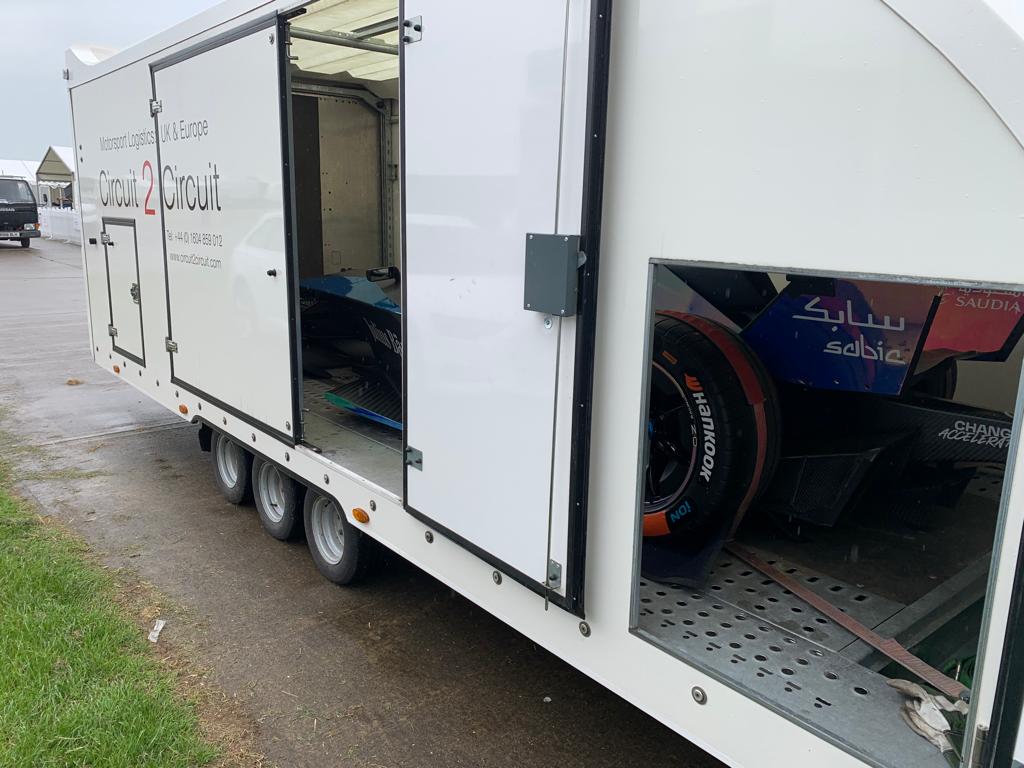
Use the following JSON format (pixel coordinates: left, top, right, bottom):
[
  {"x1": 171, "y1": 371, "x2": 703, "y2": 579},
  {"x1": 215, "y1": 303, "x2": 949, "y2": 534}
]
[
  {"x1": 793, "y1": 296, "x2": 906, "y2": 333},
  {"x1": 739, "y1": 279, "x2": 940, "y2": 396}
]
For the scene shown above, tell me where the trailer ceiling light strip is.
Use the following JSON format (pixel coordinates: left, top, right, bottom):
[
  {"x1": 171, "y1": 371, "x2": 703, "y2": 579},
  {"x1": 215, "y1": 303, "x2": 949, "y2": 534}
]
[{"x1": 727, "y1": 543, "x2": 968, "y2": 700}]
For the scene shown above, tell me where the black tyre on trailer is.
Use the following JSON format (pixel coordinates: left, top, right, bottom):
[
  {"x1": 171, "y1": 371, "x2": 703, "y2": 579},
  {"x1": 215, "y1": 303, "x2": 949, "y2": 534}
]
[
  {"x1": 304, "y1": 490, "x2": 373, "y2": 585},
  {"x1": 211, "y1": 431, "x2": 253, "y2": 504},
  {"x1": 643, "y1": 312, "x2": 780, "y2": 539},
  {"x1": 252, "y1": 457, "x2": 305, "y2": 540}
]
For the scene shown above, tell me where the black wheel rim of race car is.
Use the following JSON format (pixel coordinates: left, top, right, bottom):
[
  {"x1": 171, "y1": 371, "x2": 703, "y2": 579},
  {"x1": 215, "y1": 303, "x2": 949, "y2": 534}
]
[{"x1": 645, "y1": 362, "x2": 699, "y2": 513}]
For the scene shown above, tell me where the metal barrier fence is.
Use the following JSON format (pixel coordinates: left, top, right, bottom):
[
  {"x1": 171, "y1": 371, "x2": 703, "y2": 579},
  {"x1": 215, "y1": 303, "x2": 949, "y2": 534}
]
[{"x1": 39, "y1": 208, "x2": 82, "y2": 245}]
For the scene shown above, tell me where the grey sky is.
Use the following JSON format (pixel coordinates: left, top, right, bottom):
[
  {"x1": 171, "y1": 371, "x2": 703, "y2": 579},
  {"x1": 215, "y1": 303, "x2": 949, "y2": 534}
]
[{"x1": 1, "y1": 0, "x2": 221, "y2": 160}]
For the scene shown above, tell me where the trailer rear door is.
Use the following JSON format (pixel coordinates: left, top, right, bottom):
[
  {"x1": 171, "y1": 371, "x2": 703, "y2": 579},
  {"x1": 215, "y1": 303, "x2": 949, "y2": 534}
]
[
  {"x1": 152, "y1": 19, "x2": 298, "y2": 441},
  {"x1": 402, "y1": 0, "x2": 606, "y2": 611}
]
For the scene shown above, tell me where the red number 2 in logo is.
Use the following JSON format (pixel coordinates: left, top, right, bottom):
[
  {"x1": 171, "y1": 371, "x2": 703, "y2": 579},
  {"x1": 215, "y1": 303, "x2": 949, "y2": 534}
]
[{"x1": 141, "y1": 160, "x2": 156, "y2": 216}]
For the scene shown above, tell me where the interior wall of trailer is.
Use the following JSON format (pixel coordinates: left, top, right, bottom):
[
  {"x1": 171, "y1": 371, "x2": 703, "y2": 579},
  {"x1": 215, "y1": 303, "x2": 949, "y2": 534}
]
[
  {"x1": 286, "y1": 0, "x2": 402, "y2": 274},
  {"x1": 389, "y1": 103, "x2": 400, "y2": 265},
  {"x1": 292, "y1": 87, "x2": 387, "y2": 275},
  {"x1": 285, "y1": 7, "x2": 402, "y2": 494}
]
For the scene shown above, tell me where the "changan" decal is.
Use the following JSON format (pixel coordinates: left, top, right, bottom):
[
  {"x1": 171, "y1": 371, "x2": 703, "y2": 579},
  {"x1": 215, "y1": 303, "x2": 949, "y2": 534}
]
[{"x1": 938, "y1": 420, "x2": 1011, "y2": 450}]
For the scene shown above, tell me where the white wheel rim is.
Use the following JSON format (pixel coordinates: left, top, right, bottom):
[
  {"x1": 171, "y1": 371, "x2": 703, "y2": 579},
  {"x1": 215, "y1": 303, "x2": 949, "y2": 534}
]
[
  {"x1": 216, "y1": 437, "x2": 244, "y2": 487},
  {"x1": 257, "y1": 463, "x2": 287, "y2": 523},
  {"x1": 310, "y1": 496, "x2": 345, "y2": 565}
]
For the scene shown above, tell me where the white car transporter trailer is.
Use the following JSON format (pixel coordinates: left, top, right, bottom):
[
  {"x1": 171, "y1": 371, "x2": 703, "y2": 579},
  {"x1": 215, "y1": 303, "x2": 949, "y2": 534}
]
[{"x1": 67, "y1": 1, "x2": 1024, "y2": 766}]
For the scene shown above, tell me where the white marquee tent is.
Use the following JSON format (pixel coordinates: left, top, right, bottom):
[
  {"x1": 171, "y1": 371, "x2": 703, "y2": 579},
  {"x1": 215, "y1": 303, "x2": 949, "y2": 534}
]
[
  {"x1": 36, "y1": 145, "x2": 80, "y2": 243},
  {"x1": 36, "y1": 146, "x2": 76, "y2": 205}
]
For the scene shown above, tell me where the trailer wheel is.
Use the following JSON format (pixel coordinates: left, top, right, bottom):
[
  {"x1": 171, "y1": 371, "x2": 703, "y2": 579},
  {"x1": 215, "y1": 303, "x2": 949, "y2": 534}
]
[
  {"x1": 212, "y1": 432, "x2": 253, "y2": 504},
  {"x1": 643, "y1": 312, "x2": 779, "y2": 538},
  {"x1": 304, "y1": 491, "x2": 371, "y2": 585},
  {"x1": 253, "y1": 458, "x2": 304, "y2": 540}
]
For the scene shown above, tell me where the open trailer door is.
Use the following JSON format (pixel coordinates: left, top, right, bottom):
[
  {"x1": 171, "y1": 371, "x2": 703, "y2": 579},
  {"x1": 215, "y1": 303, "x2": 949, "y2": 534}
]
[
  {"x1": 152, "y1": 16, "x2": 299, "y2": 443},
  {"x1": 966, "y1": 485, "x2": 1024, "y2": 767},
  {"x1": 402, "y1": 0, "x2": 609, "y2": 613}
]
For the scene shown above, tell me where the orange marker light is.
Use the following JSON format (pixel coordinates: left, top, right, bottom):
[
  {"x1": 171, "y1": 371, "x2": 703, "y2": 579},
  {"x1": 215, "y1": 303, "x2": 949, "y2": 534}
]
[
  {"x1": 112, "y1": 365, "x2": 120, "y2": 374},
  {"x1": 178, "y1": 404, "x2": 189, "y2": 415},
  {"x1": 352, "y1": 507, "x2": 370, "y2": 524}
]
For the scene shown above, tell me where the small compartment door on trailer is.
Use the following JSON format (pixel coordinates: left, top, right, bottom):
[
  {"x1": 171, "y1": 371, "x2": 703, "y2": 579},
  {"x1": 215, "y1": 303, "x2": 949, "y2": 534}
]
[
  {"x1": 101, "y1": 217, "x2": 145, "y2": 366},
  {"x1": 151, "y1": 19, "x2": 299, "y2": 443},
  {"x1": 402, "y1": 0, "x2": 604, "y2": 610}
]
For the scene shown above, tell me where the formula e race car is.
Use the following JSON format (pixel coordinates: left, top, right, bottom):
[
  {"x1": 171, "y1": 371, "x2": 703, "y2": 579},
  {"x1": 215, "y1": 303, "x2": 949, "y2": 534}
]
[
  {"x1": 299, "y1": 266, "x2": 402, "y2": 430},
  {"x1": 641, "y1": 267, "x2": 1021, "y2": 583}
]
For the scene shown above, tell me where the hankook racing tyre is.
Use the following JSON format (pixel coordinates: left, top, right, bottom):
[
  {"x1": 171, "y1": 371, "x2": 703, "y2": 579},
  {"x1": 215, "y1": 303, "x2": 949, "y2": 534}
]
[
  {"x1": 304, "y1": 490, "x2": 373, "y2": 585},
  {"x1": 643, "y1": 312, "x2": 780, "y2": 539},
  {"x1": 211, "y1": 431, "x2": 253, "y2": 505},
  {"x1": 253, "y1": 457, "x2": 304, "y2": 540}
]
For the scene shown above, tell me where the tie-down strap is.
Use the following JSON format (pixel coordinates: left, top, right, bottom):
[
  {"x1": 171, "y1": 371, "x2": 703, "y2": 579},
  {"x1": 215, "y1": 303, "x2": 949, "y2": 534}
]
[{"x1": 726, "y1": 543, "x2": 968, "y2": 701}]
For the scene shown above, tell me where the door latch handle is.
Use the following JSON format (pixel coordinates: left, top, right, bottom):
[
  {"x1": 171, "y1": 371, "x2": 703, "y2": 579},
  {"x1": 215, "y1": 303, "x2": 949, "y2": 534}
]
[{"x1": 266, "y1": 268, "x2": 278, "y2": 277}]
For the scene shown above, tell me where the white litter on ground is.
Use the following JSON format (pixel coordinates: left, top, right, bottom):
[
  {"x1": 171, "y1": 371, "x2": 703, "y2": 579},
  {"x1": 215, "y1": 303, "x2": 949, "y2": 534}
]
[{"x1": 148, "y1": 619, "x2": 166, "y2": 643}]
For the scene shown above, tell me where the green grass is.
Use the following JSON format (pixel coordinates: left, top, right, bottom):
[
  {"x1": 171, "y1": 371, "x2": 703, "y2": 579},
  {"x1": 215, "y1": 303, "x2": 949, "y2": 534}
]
[{"x1": 0, "y1": 461, "x2": 218, "y2": 768}]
